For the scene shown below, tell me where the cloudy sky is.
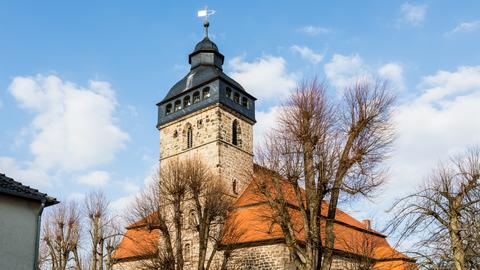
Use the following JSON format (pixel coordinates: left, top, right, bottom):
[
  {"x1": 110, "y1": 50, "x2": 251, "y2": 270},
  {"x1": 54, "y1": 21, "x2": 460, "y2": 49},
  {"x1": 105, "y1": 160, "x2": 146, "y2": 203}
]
[{"x1": 1, "y1": 1, "x2": 480, "y2": 223}]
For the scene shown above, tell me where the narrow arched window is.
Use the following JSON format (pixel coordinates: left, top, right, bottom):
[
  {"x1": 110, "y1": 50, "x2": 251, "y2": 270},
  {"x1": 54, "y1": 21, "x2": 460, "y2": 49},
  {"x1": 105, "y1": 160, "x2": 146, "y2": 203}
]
[
  {"x1": 226, "y1": 87, "x2": 232, "y2": 99},
  {"x1": 187, "y1": 126, "x2": 193, "y2": 149},
  {"x1": 183, "y1": 95, "x2": 191, "y2": 108},
  {"x1": 184, "y1": 243, "x2": 191, "y2": 261},
  {"x1": 232, "y1": 179, "x2": 238, "y2": 195},
  {"x1": 232, "y1": 120, "x2": 238, "y2": 146},
  {"x1": 202, "y1": 87, "x2": 211, "y2": 99},
  {"x1": 188, "y1": 209, "x2": 197, "y2": 228},
  {"x1": 233, "y1": 92, "x2": 240, "y2": 103},
  {"x1": 174, "y1": 100, "x2": 181, "y2": 111},
  {"x1": 192, "y1": 91, "x2": 200, "y2": 103},
  {"x1": 165, "y1": 104, "x2": 172, "y2": 115}
]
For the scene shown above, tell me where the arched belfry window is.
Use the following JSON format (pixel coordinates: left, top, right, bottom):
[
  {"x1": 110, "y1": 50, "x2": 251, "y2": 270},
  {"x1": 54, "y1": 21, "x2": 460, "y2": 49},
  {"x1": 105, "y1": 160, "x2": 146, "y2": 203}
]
[
  {"x1": 174, "y1": 100, "x2": 181, "y2": 112},
  {"x1": 232, "y1": 120, "x2": 238, "y2": 146},
  {"x1": 233, "y1": 92, "x2": 240, "y2": 103},
  {"x1": 183, "y1": 95, "x2": 191, "y2": 107},
  {"x1": 165, "y1": 104, "x2": 172, "y2": 115},
  {"x1": 226, "y1": 87, "x2": 232, "y2": 99},
  {"x1": 242, "y1": 97, "x2": 249, "y2": 108},
  {"x1": 202, "y1": 87, "x2": 211, "y2": 99},
  {"x1": 193, "y1": 91, "x2": 200, "y2": 103}
]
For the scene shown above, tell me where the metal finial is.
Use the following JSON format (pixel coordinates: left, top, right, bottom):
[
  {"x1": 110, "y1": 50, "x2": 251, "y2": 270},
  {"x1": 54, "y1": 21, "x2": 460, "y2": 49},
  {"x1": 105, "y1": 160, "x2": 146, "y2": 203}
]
[
  {"x1": 204, "y1": 19, "x2": 209, "y2": 37},
  {"x1": 197, "y1": 6, "x2": 216, "y2": 38}
]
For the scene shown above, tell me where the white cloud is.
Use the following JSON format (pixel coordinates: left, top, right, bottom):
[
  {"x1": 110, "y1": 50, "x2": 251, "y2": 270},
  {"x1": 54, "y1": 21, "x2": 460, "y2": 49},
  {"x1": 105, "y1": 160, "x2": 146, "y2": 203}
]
[
  {"x1": 400, "y1": 3, "x2": 427, "y2": 26},
  {"x1": 229, "y1": 55, "x2": 297, "y2": 100},
  {"x1": 110, "y1": 181, "x2": 141, "y2": 213},
  {"x1": 76, "y1": 170, "x2": 110, "y2": 187},
  {"x1": 446, "y1": 20, "x2": 480, "y2": 36},
  {"x1": 8, "y1": 74, "x2": 129, "y2": 172},
  {"x1": 324, "y1": 54, "x2": 370, "y2": 90},
  {"x1": 378, "y1": 63, "x2": 405, "y2": 91},
  {"x1": 110, "y1": 194, "x2": 137, "y2": 214},
  {"x1": 384, "y1": 66, "x2": 480, "y2": 202},
  {"x1": 324, "y1": 54, "x2": 405, "y2": 92},
  {"x1": 291, "y1": 45, "x2": 324, "y2": 64},
  {"x1": 297, "y1": 26, "x2": 331, "y2": 36},
  {"x1": 68, "y1": 192, "x2": 86, "y2": 202},
  {"x1": 0, "y1": 157, "x2": 50, "y2": 186},
  {"x1": 111, "y1": 164, "x2": 157, "y2": 214},
  {"x1": 254, "y1": 106, "x2": 282, "y2": 148}
]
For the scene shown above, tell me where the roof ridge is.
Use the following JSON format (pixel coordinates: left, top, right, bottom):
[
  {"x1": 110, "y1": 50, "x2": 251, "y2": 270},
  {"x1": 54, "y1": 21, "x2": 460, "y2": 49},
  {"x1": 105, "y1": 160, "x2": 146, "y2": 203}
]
[{"x1": 0, "y1": 173, "x2": 58, "y2": 206}]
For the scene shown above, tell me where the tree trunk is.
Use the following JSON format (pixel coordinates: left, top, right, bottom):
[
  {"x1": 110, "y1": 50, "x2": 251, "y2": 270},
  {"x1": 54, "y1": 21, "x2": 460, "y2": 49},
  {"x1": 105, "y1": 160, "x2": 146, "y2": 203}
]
[
  {"x1": 450, "y1": 214, "x2": 466, "y2": 270},
  {"x1": 99, "y1": 238, "x2": 105, "y2": 270},
  {"x1": 174, "y1": 201, "x2": 184, "y2": 270},
  {"x1": 197, "y1": 214, "x2": 212, "y2": 270}
]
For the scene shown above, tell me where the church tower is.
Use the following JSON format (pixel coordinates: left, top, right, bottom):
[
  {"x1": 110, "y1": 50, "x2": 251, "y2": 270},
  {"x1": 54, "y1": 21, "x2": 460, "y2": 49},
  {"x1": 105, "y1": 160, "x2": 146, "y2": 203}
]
[{"x1": 156, "y1": 25, "x2": 256, "y2": 196}]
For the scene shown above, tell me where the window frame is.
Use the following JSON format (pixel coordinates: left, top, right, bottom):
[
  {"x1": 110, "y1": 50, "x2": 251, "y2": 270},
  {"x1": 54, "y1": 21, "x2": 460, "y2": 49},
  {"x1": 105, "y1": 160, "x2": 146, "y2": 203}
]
[
  {"x1": 241, "y1": 97, "x2": 249, "y2": 108},
  {"x1": 183, "y1": 95, "x2": 191, "y2": 108},
  {"x1": 165, "y1": 103, "x2": 172, "y2": 115},
  {"x1": 174, "y1": 100, "x2": 181, "y2": 112},
  {"x1": 202, "y1": 87, "x2": 211, "y2": 99},
  {"x1": 226, "y1": 87, "x2": 232, "y2": 99},
  {"x1": 192, "y1": 91, "x2": 200, "y2": 104},
  {"x1": 233, "y1": 92, "x2": 240, "y2": 104}
]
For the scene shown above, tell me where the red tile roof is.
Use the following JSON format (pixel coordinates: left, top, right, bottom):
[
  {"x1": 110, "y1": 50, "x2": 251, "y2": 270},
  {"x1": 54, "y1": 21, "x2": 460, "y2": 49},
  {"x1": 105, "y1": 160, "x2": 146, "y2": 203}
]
[
  {"x1": 113, "y1": 165, "x2": 415, "y2": 269},
  {"x1": 113, "y1": 228, "x2": 160, "y2": 261}
]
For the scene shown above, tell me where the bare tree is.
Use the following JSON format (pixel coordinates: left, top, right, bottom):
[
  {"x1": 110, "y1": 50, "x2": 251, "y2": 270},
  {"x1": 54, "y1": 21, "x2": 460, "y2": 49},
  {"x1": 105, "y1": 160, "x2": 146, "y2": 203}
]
[
  {"x1": 126, "y1": 157, "x2": 241, "y2": 270},
  {"x1": 41, "y1": 200, "x2": 82, "y2": 270},
  {"x1": 84, "y1": 191, "x2": 122, "y2": 270},
  {"x1": 40, "y1": 193, "x2": 122, "y2": 270},
  {"x1": 341, "y1": 234, "x2": 378, "y2": 270},
  {"x1": 127, "y1": 172, "x2": 176, "y2": 270},
  {"x1": 255, "y1": 78, "x2": 395, "y2": 270},
  {"x1": 184, "y1": 158, "x2": 235, "y2": 270},
  {"x1": 388, "y1": 146, "x2": 480, "y2": 270}
]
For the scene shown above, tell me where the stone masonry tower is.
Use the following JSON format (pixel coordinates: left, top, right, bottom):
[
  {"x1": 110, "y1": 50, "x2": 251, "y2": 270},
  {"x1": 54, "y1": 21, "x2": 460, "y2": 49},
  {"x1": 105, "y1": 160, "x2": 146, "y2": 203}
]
[{"x1": 156, "y1": 27, "x2": 256, "y2": 196}]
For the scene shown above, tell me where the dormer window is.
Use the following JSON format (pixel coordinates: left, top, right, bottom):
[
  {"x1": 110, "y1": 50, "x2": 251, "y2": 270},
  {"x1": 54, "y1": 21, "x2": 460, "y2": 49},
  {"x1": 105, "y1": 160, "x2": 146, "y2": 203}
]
[
  {"x1": 193, "y1": 91, "x2": 200, "y2": 103},
  {"x1": 202, "y1": 87, "x2": 211, "y2": 99},
  {"x1": 183, "y1": 96, "x2": 191, "y2": 108},
  {"x1": 165, "y1": 104, "x2": 172, "y2": 115},
  {"x1": 226, "y1": 87, "x2": 232, "y2": 99},
  {"x1": 233, "y1": 92, "x2": 240, "y2": 104},
  {"x1": 174, "y1": 100, "x2": 181, "y2": 111},
  {"x1": 242, "y1": 97, "x2": 249, "y2": 108}
]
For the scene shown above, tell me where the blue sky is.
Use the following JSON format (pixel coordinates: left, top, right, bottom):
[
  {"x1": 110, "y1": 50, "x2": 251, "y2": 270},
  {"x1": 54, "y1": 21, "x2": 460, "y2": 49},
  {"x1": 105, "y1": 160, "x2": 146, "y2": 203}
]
[{"x1": 1, "y1": 1, "x2": 480, "y2": 223}]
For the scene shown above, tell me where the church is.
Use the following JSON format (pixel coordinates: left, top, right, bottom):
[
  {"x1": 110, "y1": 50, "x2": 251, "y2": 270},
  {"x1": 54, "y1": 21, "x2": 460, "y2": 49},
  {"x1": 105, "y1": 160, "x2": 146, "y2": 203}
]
[{"x1": 112, "y1": 22, "x2": 415, "y2": 270}]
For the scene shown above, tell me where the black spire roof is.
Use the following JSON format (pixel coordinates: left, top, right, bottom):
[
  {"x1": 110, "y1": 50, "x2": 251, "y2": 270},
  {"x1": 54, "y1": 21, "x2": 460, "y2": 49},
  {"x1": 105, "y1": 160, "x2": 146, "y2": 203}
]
[
  {"x1": 156, "y1": 29, "x2": 256, "y2": 128},
  {"x1": 192, "y1": 37, "x2": 219, "y2": 52},
  {"x1": 0, "y1": 173, "x2": 58, "y2": 206}
]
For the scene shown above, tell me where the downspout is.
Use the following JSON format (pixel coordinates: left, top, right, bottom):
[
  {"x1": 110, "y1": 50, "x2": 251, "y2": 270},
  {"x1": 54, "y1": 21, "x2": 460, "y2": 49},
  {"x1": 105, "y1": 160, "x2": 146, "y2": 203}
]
[{"x1": 33, "y1": 200, "x2": 46, "y2": 270}]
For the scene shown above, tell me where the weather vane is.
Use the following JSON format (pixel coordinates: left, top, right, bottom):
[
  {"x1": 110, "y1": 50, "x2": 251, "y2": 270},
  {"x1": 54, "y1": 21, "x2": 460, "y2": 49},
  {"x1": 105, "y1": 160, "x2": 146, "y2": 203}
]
[{"x1": 197, "y1": 5, "x2": 216, "y2": 37}]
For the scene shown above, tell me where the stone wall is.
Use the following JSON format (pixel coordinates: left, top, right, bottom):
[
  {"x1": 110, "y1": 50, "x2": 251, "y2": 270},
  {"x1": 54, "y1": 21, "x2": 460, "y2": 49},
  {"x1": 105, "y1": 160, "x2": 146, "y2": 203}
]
[
  {"x1": 158, "y1": 104, "x2": 254, "y2": 196},
  {"x1": 222, "y1": 244, "x2": 291, "y2": 270},
  {"x1": 114, "y1": 239, "x2": 357, "y2": 270}
]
